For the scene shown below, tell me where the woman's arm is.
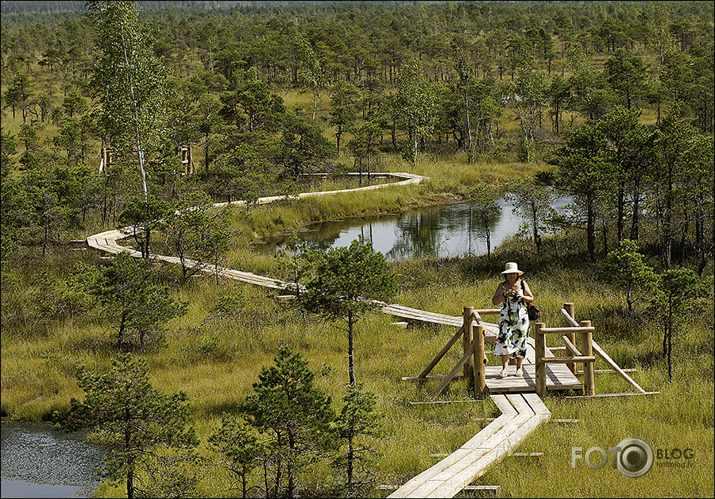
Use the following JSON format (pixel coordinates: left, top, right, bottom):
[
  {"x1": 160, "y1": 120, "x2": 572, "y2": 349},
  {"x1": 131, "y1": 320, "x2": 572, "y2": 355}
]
[
  {"x1": 518, "y1": 280, "x2": 534, "y2": 304},
  {"x1": 492, "y1": 282, "x2": 507, "y2": 305}
]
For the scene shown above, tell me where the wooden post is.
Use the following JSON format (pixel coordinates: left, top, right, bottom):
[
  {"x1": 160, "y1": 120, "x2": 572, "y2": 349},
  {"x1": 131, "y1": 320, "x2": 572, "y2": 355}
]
[
  {"x1": 534, "y1": 322, "x2": 546, "y2": 397},
  {"x1": 100, "y1": 147, "x2": 113, "y2": 173},
  {"x1": 187, "y1": 145, "x2": 193, "y2": 174},
  {"x1": 564, "y1": 303, "x2": 576, "y2": 374},
  {"x1": 580, "y1": 320, "x2": 595, "y2": 396},
  {"x1": 473, "y1": 324, "x2": 486, "y2": 396},
  {"x1": 463, "y1": 307, "x2": 474, "y2": 380}
]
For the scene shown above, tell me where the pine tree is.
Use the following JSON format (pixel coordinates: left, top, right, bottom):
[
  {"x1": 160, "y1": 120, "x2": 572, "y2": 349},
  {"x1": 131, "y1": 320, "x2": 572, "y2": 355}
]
[
  {"x1": 333, "y1": 383, "x2": 385, "y2": 493},
  {"x1": 300, "y1": 239, "x2": 397, "y2": 386},
  {"x1": 208, "y1": 414, "x2": 265, "y2": 499},
  {"x1": 54, "y1": 354, "x2": 199, "y2": 499},
  {"x1": 648, "y1": 269, "x2": 712, "y2": 381},
  {"x1": 604, "y1": 239, "x2": 657, "y2": 312},
  {"x1": 90, "y1": 252, "x2": 187, "y2": 350},
  {"x1": 239, "y1": 346, "x2": 337, "y2": 498}
]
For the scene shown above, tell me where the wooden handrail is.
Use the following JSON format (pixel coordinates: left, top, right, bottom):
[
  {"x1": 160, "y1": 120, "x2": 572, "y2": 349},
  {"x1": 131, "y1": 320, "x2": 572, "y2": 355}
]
[
  {"x1": 561, "y1": 335, "x2": 581, "y2": 357},
  {"x1": 472, "y1": 310, "x2": 482, "y2": 324},
  {"x1": 539, "y1": 326, "x2": 595, "y2": 334},
  {"x1": 430, "y1": 343, "x2": 475, "y2": 401},
  {"x1": 535, "y1": 312, "x2": 597, "y2": 397},
  {"x1": 564, "y1": 303, "x2": 645, "y2": 394},
  {"x1": 539, "y1": 356, "x2": 595, "y2": 363},
  {"x1": 592, "y1": 340, "x2": 647, "y2": 394},
  {"x1": 474, "y1": 309, "x2": 500, "y2": 315},
  {"x1": 561, "y1": 307, "x2": 579, "y2": 327},
  {"x1": 418, "y1": 326, "x2": 464, "y2": 379}
]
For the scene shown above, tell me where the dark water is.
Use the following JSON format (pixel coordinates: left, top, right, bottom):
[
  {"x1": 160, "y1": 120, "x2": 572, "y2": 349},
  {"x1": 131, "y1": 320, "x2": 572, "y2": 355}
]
[
  {"x1": 253, "y1": 198, "x2": 571, "y2": 259},
  {"x1": 1, "y1": 422, "x2": 106, "y2": 498}
]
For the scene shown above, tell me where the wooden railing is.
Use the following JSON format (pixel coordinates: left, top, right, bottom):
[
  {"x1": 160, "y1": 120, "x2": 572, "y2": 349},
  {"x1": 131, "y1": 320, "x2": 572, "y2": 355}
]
[
  {"x1": 418, "y1": 307, "x2": 500, "y2": 401},
  {"x1": 560, "y1": 302, "x2": 647, "y2": 395},
  {"x1": 410, "y1": 301, "x2": 649, "y2": 400},
  {"x1": 465, "y1": 303, "x2": 596, "y2": 397},
  {"x1": 534, "y1": 318, "x2": 596, "y2": 397}
]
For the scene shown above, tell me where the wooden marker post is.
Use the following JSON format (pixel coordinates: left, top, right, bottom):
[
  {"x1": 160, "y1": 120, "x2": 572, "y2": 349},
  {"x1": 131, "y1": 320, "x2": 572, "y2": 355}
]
[
  {"x1": 100, "y1": 147, "x2": 114, "y2": 173},
  {"x1": 564, "y1": 303, "x2": 576, "y2": 374},
  {"x1": 534, "y1": 322, "x2": 546, "y2": 397},
  {"x1": 580, "y1": 320, "x2": 595, "y2": 396},
  {"x1": 473, "y1": 323, "x2": 486, "y2": 396},
  {"x1": 463, "y1": 307, "x2": 474, "y2": 380}
]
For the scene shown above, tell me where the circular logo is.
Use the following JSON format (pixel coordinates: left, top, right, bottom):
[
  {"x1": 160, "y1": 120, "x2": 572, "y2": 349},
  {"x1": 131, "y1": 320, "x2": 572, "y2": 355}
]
[{"x1": 615, "y1": 437, "x2": 654, "y2": 478}]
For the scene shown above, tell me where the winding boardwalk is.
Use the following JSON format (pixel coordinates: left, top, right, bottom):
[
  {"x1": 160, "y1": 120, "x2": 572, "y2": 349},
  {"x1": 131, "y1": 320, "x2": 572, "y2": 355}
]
[
  {"x1": 85, "y1": 172, "x2": 557, "y2": 498},
  {"x1": 88, "y1": 172, "x2": 426, "y2": 289}
]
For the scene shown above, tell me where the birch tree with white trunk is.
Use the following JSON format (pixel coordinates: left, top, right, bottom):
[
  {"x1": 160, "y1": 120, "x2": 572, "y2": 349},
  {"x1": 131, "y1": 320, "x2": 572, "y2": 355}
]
[{"x1": 88, "y1": 0, "x2": 167, "y2": 202}]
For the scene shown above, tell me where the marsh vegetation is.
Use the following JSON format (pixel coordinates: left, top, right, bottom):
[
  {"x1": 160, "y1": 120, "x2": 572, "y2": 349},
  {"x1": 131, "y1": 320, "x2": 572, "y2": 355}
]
[{"x1": 1, "y1": 1, "x2": 713, "y2": 497}]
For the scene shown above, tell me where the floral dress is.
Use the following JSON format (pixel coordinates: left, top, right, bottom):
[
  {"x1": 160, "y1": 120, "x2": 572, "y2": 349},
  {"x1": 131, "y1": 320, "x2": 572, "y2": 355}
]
[{"x1": 493, "y1": 284, "x2": 530, "y2": 359}]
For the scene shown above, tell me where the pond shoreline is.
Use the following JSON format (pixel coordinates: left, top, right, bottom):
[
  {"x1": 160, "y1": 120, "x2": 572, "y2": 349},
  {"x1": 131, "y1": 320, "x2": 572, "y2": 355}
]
[{"x1": 261, "y1": 191, "x2": 466, "y2": 240}]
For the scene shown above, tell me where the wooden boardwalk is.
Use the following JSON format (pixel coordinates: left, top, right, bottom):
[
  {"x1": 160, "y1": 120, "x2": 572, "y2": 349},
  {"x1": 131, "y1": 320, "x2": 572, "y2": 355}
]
[
  {"x1": 87, "y1": 229, "x2": 291, "y2": 290},
  {"x1": 211, "y1": 172, "x2": 425, "y2": 208},
  {"x1": 388, "y1": 393, "x2": 551, "y2": 498},
  {"x1": 84, "y1": 174, "x2": 598, "y2": 499},
  {"x1": 87, "y1": 172, "x2": 426, "y2": 291},
  {"x1": 381, "y1": 304, "x2": 501, "y2": 338}
]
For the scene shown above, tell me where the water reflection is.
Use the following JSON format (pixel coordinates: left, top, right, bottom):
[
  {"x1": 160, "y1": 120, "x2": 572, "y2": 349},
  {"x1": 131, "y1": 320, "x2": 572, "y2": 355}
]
[
  {"x1": 1, "y1": 422, "x2": 106, "y2": 498},
  {"x1": 255, "y1": 198, "x2": 567, "y2": 260}
]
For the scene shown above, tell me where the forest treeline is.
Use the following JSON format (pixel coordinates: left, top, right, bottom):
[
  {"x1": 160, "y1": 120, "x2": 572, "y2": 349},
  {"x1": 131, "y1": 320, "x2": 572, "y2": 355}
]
[
  {"x1": 1, "y1": 1, "x2": 713, "y2": 272},
  {"x1": 0, "y1": 1, "x2": 337, "y2": 15}
]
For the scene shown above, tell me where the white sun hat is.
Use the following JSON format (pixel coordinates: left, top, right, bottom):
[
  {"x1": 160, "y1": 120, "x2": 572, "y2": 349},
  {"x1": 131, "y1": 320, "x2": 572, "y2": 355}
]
[{"x1": 501, "y1": 262, "x2": 523, "y2": 275}]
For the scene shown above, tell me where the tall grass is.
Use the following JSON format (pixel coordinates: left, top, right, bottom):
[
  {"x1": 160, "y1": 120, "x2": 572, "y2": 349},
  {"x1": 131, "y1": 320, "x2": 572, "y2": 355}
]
[{"x1": 2, "y1": 231, "x2": 712, "y2": 498}]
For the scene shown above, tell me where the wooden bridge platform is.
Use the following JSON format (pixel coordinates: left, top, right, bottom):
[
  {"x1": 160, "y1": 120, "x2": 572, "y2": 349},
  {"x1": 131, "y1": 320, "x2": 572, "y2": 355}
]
[
  {"x1": 384, "y1": 306, "x2": 584, "y2": 395},
  {"x1": 388, "y1": 392, "x2": 551, "y2": 498},
  {"x1": 484, "y1": 363, "x2": 582, "y2": 393},
  {"x1": 485, "y1": 337, "x2": 583, "y2": 393}
]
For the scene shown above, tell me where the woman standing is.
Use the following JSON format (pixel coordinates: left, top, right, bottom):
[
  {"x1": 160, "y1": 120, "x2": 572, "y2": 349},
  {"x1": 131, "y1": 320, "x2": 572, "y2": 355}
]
[{"x1": 491, "y1": 262, "x2": 534, "y2": 377}]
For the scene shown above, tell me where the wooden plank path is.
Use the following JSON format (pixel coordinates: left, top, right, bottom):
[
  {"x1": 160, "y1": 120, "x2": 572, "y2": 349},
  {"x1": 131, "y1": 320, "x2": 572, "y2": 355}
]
[
  {"x1": 211, "y1": 172, "x2": 425, "y2": 208},
  {"x1": 485, "y1": 337, "x2": 582, "y2": 394},
  {"x1": 388, "y1": 393, "x2": 551, "y2": 498},
  {"x1": 87, "y1": 229, "x2": 292, "y2": 290},
  {"x1": 86, "y1": 173, "x2": 584, "y2": 498},
  {"x1": 380, "y1": 304, "x2": 502, "y2": 343},
  {"x1": 87, "y1": 172, "x2": 426, "y2": 291}
]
